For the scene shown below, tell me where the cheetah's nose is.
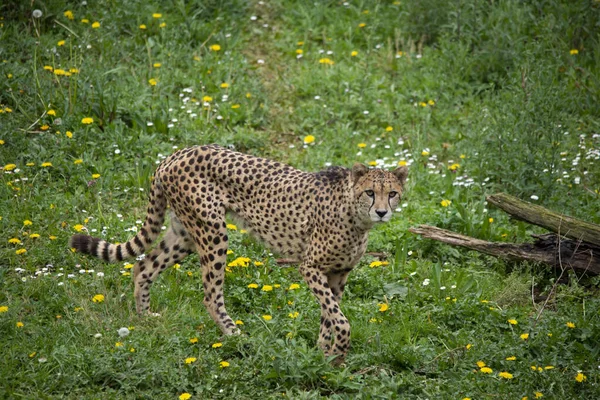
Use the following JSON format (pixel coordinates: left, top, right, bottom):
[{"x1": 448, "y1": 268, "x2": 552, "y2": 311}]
[{"x1": 375, "y1": 210, "x2": 388, "y2": 218}]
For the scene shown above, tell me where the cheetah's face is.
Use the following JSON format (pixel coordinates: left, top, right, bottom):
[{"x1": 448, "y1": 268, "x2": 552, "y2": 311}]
[{"x1": 352, "y1": 163, "x2": 408, "y2": 224}]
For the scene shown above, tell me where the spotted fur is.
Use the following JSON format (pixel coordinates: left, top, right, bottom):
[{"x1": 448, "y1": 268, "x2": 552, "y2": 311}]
[{"x1": 70, "y1": 144, "x2": 408, "y2": 363}]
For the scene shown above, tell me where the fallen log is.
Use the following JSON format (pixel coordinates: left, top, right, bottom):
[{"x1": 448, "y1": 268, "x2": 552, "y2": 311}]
[
  {"x1": 408, "y1": 225, "x2": 600, "y2": 275},
  {"x1": 486, "y1": 193, "x2": 600, "y2": 247}
]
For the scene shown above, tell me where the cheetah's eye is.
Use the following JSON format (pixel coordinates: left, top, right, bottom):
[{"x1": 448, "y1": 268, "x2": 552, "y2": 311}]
[
  {"x1": 389, "y1": 191, "x2": 398, "y2": 198},
  {"x1": 365, "y1": 190, "x2": 374, "y2": 198}
]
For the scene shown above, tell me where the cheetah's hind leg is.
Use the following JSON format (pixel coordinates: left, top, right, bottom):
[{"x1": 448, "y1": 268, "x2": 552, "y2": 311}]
[{"x1": 133, "y1": 214, "x2": 194, "y2": 315}]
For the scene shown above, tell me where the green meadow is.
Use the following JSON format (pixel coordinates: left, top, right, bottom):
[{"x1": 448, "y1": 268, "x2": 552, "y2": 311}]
[{"x1": 1, "y1": 0, "x2": 599, "y2": 398}]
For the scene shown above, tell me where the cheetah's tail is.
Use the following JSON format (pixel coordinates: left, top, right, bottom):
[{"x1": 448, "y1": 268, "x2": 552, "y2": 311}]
[{"x1": 69, "y1": 175, "x2": 167, "y2": 263}]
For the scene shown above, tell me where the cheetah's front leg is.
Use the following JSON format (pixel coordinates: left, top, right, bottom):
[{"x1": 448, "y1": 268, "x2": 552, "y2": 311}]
[{"x1": 299, "y1": 264, "x2": 351, "y2": 364}]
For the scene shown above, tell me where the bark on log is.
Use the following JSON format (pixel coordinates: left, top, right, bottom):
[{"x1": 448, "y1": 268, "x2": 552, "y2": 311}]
[
  {"x1": 486, "y1": 193, "x2": 600, "y2": 247},
  {"x1": 409, "y1": 225, "x2": 600, "y2": 275}
]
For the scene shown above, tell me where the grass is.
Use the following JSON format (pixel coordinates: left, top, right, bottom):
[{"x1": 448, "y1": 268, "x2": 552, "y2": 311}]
[{"x1": 1, "y1": 0, "x2": 600, "y2": 398}]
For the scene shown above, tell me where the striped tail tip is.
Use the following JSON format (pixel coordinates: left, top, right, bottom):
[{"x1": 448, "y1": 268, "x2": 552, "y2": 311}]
[{"x1": 70, "y1": 234, "x2": 101, "y2": 256}]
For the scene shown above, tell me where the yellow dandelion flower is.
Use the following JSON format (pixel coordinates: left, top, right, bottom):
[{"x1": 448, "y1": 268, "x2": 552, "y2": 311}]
[
  {"x1": 351, "y1": 50, "x2": 358, "y2": 57},
  {"x1": 398, "y1": 160, "x2": 408, "y2": 166},
  {"x1": 29, "y1": 233, "x2": 40, "y2": 239},
  {"x1": 508, "y1": 319, "x2": 518, "y2": 325},
  {"x1": 479, "y1": 367, "x2": 493, "y2": 374},
  {"x1": 49, "y1": 235, "x2": 57, "y2": 240},
  {"x1": 428, "y1": 99, "x2": 436, "y2": 106},
  {"x1": 47, "y1": 110, "x2": 56, "y2": 116},
  {"x1": 303, "y1": 135, "x2": 315, "y2": 144},
  {"x1": 226, "y1": 223, "x2": 237, "y2": 230},
  {"x1": 0, "y1": 306, "x2": 8, "y2": 313},
  {"x1": 262, "y1": 315, "x2": 272, "y2": 321},
  {"x1": 209, "y1": 44, "x2": 221, "y2": 51},
  {"x1": 91, "y1": 21, "x2": 100, "y2": 29},
  {"x1": 288, "y1": 311, "x2": 299, "y2": 319},
  {"x1": 212, "y1": 342, "x2": 223, "y2": 348},
  {"x1": 65, "y1": 131, "x2": 73, "y2": 138},
  {"x1": 297, "y1": 41, "x2": 304, "y2": 46},
  {"x1": 296, "y1": 49, "x2": 303, "y2": 54},
  {"x1": 254, "y1": 261, "x2": 264, "y2": 266},
  {"x1": 40, "y1": 125, "x2": 50, "y2": 131},
  {"x1": 378, "y1": 303, "x2": 389, "y2": 312},
  {"x1": 318, "y1": 58, "x2": 334, "y2": 65},
  {"x1": 575, "y1": 372, "x2": 587, "y2": 382},
  {"x1": 81, "y1": 117, "x2": 93, "y2": 124},
  {"x1": 288, "y1": 283, "x2": 300, "y2": 290},
  {"x1": 465, "y1": 343, "x2": 472, "y2": 350},
  {"x1": 44, "y1": 65, "x2": 53, "y2": 71},
  {"x1": 247, "y1": 283, "x2": 258, "y2": 289},
  {"x1": 23, "y1": 220, "x2": 33, "y2": 226},
  {"x1": 358, "y1": 143, "x2": 367, "y2": 148},
  {"x1": 385, "y1": 126, "x2": 393, "y2": 132},
  {"x1": 534, "y1": 392, "x2": 543, "y2": 399},
  {"x1": 41, "y1": 162, "x2": 52, "y2": 167},
  {"x1": 520, "y1": 333, "x2": 529, "y2": 340},
  {"x1": 92, "y1": 294, "x2": 105, "y2": 303},
  {"x1": 16, "y1": 321, "x2": 24, "y2": 328},
  {"x1": 73, "y1": 224, "x2": 84, "y2": 232},
  {"x1": 202, "y1": 96, "x2": 213, "y2": 102},
  {"x1": 64, "y1": 10, "x2": 74, "y2": 20},
  {"x1": 261, "y1": 285, "x2": 273, "y2": 292},
  {"x1": 9, "y1": 238, "x2": 22, "y2": 245},
  {"x1": 506, "y1": 356, "x2": 517, "y2": 361},
  {"x1": 54, "y1": 69, "x2": 66, "y2": 76},
  {"x1": 92, "y1": 174, "x2": 100, "y2": 179},
  {"x1": 246, "y1": 92, "x2": 252, "y2": 98},
  {"x1": 368, "y1": 161, "x2": 377, "y2": 166},
  {"x1": 570, "y1": 49, "x2": 579, "y2": 55},
  {"x1": 185, "y1": 357, "x2": 197, "y2": 364},
  {"x1": 153, "y1": 63, "x2": 162, "y2": 68},
  {"x1": 159, "y1": 22, "x2": 166, "y2": 28},
  {"x1": 81, "y1": 19, "x2": 89, "y2": 24},
  {"x1": 153, "y1": 13, "x2": 162, "y2": 18},
  {"x1": 73, "y1": 159, "x2": 83, "y2": 165},
  {"x1": 231, "y1": 104, "x2": 241, "y2": 109},
  {"x1": 544, "y1": 366, "x2": 554, "y2": 370},
  {"x1": 488, "y1": 218, "x2": 494, "y2": 223},
  {"x1": 358, "y1": 23, "x2": 366, "y2": 28},
  {"x1": 499, "y1": 371, "x2": 513, "y2": 379},
  {"x1": 58, "y1": 40, "x2": 66, "y2": 46},
  {"x1": 220, "y1": 82, "x2": 230, "y2": 88},
  {"x1": 179, "y1": 394, "x2": 191, "y2": 400},
  {"x1": 440, "y1": 199, "x2": 451, "y2": 207},
  {"x1": 476, "y1": 361, "x2": 486, "y2": 368},
  {"x1": 115, "y1": 342, "x2": 124, "y2": 347},
  {"x1": 235, "y1": 320, "x2": 244, "y2": 325},
  {"x1": 139, "y1": 24, "x2": 147, "y2": 29},
  {"x1": 16, "y1": 249, "x2": 27, "y2": 255},
  {"x1": 219, "y1": 361, "x2": 230, "y2": 368},
  {"x1": 566, "y1": 321, "x2": 575, "y2": 328},
  {"x1": 148, "y1": 78, "x2": 157, "y2": 86},
  {"x1": 448, "y1": 163, "x2": 460, "y2": 171}
]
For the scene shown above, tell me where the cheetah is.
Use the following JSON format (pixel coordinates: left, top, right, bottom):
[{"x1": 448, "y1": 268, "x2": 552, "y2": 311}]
[{"x1": 70, "y1": 144, "x2": 408, "y2": 363}]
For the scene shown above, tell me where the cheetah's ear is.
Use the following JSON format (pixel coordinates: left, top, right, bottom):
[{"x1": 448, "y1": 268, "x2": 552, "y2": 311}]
[
  {"x1": 392, "y1": 166, "x2": 408, "y2": 186},
  {"x1": 352, "y1": 163, "x2": 369, "y2": 185}
]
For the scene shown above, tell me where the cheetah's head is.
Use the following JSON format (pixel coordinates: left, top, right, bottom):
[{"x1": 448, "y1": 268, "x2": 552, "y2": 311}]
[{"x1": 351, "y1": 163, "x2": 408, "y2": 225}]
